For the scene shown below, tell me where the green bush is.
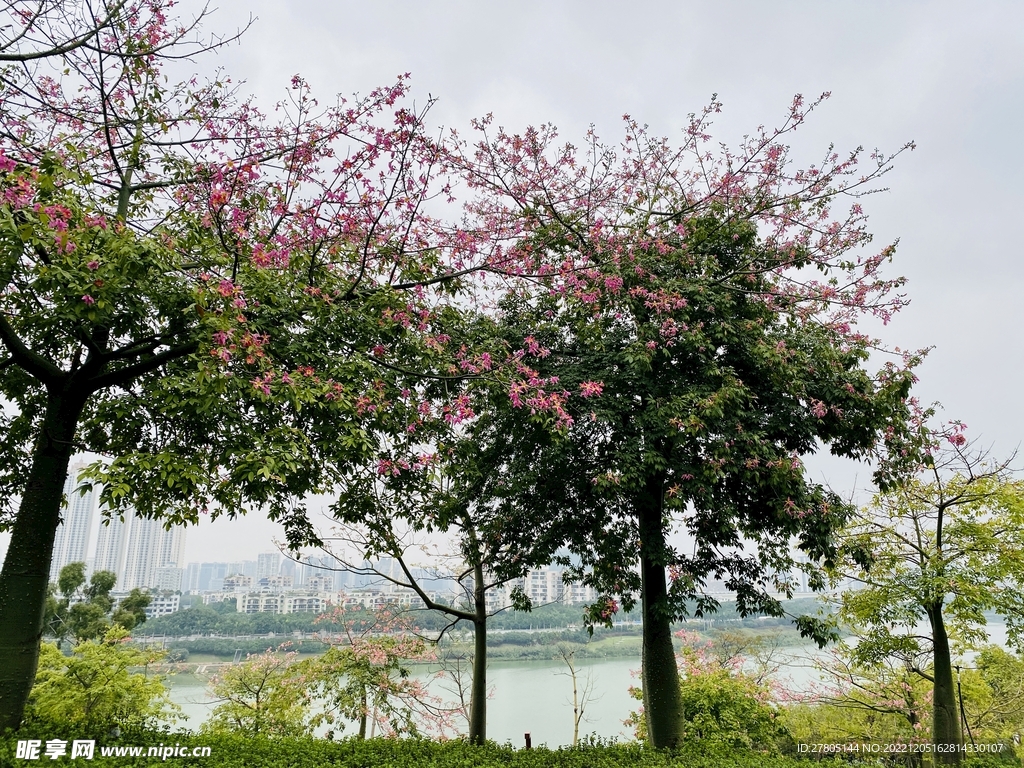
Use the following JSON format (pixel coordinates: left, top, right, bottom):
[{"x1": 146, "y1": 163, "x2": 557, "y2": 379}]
[
  {"x1": 1, "y1": 731, "x2": 858, "y2": 767},
  {"x1": 23, "y1": 628, "x2": 179, "y2": 736}
]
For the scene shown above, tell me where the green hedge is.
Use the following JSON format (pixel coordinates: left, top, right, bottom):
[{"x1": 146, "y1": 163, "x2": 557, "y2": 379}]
[{"x1": 6, "y1": 731, "x2": 1011, "y2": 767}]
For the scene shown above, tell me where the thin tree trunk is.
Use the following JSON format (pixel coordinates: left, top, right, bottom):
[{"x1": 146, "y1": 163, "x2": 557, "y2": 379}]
[
  {"x1": 929, "y1": 603, "x2": 962, "y2": 765},
  {"x1": 358, "y1": 686, "x2": 368, "y2": 739},
  {"x1": 570, "y1": 656, "x2": 580, "y2": 746},
  {"x1": 0, "y1": 392, "x2": 84, "y2": 730},
  {"x1": 638, "y1": 471, "x2": 683, "y2": 749},
  {"x1": 468, "y1": 559, "x2": 487, "y2": 745}
]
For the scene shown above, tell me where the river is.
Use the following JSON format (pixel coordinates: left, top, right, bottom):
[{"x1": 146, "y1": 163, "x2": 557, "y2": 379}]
[
  {"x1": 166, "y1": 656, "x2": 642, "y2": 746},
  {"x1": 164, "y1": 622, "x2": 1012, "y2": 747}
]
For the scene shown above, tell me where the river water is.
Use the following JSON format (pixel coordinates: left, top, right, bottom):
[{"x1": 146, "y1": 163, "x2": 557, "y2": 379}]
[
  {"x1": 164, "y1": 622, "x2": 1011, "y2": 747},
  {"x1": 166, "y1": 656, "x2": 641, "y2": 746}
]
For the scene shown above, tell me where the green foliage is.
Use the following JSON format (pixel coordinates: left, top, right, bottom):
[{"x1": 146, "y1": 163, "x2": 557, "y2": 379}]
[
  {"x1": 674, "y1": 670, "x2": 786, "y2": 751},
  {"x1": 202, "y1": 648, "x2": 310, "y2": 738},
  {"x1": 831, "y1": 452, "x2": 1024, "y2": 759},
  {"x1": 165, "y1": 638, "x2": 329, "y2": 658},
  {"x1": 0, "y1": 730, "x2": 863, "y2": 767},
  {"x1": 25, "y1": 627, "x2": 178, "y2": 733},
  {"x1": 627, "y1": 634, "x2": 787, "y2": 752},
  {"x1": 966, "y1": 646, "x2": 1024, "y2": 756},
  {"x1": 44, "y1": 563, "x2": 149, "y2": 645},
  {"x1": 139, "y1": 603, "x2": 293, "y2": 637},
  {"x1": 112, "y1": 589, "x2": 151, "y2": 632},
  {"x1": 783, "y1": 700, "x2": 925, "y2": 752}
]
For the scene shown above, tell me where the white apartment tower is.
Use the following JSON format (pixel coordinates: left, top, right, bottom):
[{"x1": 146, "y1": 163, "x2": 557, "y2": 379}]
[
  {"x1": 256, "y1": 552, "x2": 281, "y2": 580},
  {"x1": 93, "y1": 513, "x2": 130, "y2": 581},
  {"x1": 49, "y1": 465, "x2": 97, "y2": 581},
  {"x1": 122, "y1": 515, "x2": 186, "y2": 591}
]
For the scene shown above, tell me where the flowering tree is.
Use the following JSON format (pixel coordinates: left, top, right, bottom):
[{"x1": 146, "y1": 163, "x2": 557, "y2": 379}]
[
  {"x1": 0, "y1": 0, "x2": 514, "y2": 730},
  {"x1": 203, "y1": 645, "x2": 309, "y2": 737},
  {"x1": 459, "y1": 216, "x2": 916, "y2": 746},
  {"x1": 831, "y1": 427, "x2": 1024, "y2": 764},
  {"x1": 440, "y1": 98, "x2": 921, "y2": 746},
  {"x1": 300, "y1": 606, "x2": 459, "y2": 740}
]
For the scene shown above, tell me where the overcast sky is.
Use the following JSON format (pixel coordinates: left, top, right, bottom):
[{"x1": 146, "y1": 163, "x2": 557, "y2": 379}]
[{"x1": 7, "y1": 1, "x2": 1023, "y2": 566}]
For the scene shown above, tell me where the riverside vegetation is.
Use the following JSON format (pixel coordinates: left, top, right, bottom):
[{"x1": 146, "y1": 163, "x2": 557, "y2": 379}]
[{"x1": 6, "y1": 620, "x2": 1024, "y2": 767}]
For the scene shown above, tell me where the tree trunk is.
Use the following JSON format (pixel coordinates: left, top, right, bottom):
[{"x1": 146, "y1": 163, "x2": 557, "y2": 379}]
[
  {"x1": 0, "y1": 392, "x2": 85, "y2": 730},
  {"x1": 358, "y1": 686, "x2": 368, "y2": 739},
  {"x1": 929, "y1": 603, "x2": 963, "y2": 765},
  {"x1": 638, "y1": 471, "x2": 684, "y2": 749},
  {"x1": 569, "y1": 655, "x2": 580, "y2": 747},
  {"x1": 468, "y1": 559, "x2": 487, "y2": 745}
]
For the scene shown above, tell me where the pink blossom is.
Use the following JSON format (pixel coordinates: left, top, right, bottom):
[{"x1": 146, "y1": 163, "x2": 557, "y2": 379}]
[{"x1": 81, "y1": 295, "x2": 95, "y2": 305}]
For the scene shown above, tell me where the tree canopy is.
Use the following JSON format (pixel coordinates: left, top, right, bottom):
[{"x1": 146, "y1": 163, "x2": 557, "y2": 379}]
[{"x1": 44, "y1": 562, "x2": 150, "y2": 646}]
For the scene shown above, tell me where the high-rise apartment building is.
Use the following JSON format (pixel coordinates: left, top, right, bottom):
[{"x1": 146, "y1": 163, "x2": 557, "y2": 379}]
[
  {"x1": 183, "y1": 562, "x2": 201, "y2": 592},
  {"x1": 93, "y1": 513, "x2": 130, "y2": 583},
  {"x1": 49, "y1": 465, "x2": 97, "y2": 581},
  {"x1": 122, "y1": 515, "x2": 186, "y2": 591},
  {"x1": 256, "y1": 552, "x2": 281, "y2": 580}
]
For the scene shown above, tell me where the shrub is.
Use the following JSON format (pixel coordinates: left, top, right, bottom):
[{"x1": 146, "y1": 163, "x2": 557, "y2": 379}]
[{"x1": 24, "y1": 627, "x2": 178, "y2": 734}]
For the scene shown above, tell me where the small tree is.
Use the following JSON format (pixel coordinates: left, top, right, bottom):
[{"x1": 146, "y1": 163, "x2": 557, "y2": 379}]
[
  {"x1": 203, "y1": 646, "x2": 309, "y2": 738},
  {"x1": 26, "y1": 626, "x2": 178, "y2": 733},
  {"x1": 832, "y1": 426, "x2": 1024, "y2": 764},
  {"x1": 555, "y1": 642, "x2": 598, "y2": 747},
  {"x1": 305, "y1": 516, "x2": 531, "y2": 745},
  {"x1": 300, "y1": 606, "x2": 458, "y2": 740}
]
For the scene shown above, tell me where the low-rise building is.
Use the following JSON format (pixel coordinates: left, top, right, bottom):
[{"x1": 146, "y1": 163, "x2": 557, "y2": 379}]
[
  {"x1": 257, "y1": 574, "x2": 294, "y2": 592},
  {"x1": 145, "y1": 592, "x2": 180, "y2": 618},
  {"x1": 112, "y1": 589, "x2": 180, "y2": 619},
  {"x1": 222, "y1": 574, "x2": 253, "y2": 591},
  {"x1": 237, "y1": 592, "x2": 329, "y2": 614}
]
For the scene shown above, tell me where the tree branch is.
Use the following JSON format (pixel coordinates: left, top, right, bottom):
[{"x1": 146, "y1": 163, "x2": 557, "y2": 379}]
[
  {"x1": 0, "y1": 0, "x2": 129, "y2": 62},
  {"x1": 85, "y1": 339, "x2": 197, "y2": 392},
  {"x1": 0, "y1": 313, "x2": 64, "y2": 383}
]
